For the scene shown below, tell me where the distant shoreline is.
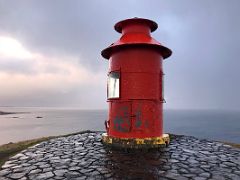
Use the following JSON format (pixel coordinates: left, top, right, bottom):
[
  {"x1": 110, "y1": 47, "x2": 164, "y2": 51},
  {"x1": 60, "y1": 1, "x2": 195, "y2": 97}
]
[{"x1": 0, "y1": 111, "x2": 19, "y2": 115}]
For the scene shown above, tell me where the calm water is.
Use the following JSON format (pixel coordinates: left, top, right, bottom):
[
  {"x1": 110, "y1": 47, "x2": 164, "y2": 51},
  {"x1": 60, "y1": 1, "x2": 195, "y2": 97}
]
[{"x1": 0, "y1": 107, "x2": 239, "y2": 145}]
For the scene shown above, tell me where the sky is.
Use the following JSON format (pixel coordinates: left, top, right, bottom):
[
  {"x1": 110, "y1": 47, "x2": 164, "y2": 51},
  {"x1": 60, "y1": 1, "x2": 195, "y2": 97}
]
[{"x1": 0, "y1": 0, "x2": 240, "y2": 110}]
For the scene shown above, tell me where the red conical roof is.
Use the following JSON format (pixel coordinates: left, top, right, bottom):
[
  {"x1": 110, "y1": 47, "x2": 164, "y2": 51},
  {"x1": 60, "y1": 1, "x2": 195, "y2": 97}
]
[{"x1": 101, "y1": 18, "x2": 172, "y2": 60}]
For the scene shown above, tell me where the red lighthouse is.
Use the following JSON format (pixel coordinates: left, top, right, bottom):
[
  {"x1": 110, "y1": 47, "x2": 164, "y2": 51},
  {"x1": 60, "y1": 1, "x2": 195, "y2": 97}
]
[{"x1": 101, "y1": 18, "x2": 172, "y2": 148}]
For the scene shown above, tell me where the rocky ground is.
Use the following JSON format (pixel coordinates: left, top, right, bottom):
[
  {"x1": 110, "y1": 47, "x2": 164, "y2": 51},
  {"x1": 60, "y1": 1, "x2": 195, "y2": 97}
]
[{"x1": 0, "y1": 132, "x2": 240, "y2": 179}]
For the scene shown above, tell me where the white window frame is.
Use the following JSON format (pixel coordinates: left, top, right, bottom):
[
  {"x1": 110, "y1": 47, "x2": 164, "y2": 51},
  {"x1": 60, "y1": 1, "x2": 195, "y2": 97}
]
[
  {"x1": 162, "y1": 72, "x2": 166, "y2": 103},
  {"x1": 107, "y1": 71, "x2": 120, "y2": 99}
]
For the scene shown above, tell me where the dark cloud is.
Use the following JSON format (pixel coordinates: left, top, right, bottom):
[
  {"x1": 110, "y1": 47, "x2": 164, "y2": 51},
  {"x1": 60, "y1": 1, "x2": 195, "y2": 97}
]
[
  {"x1": 0, "y1": 0, "x2": 240, "y2": 109},
  {"x1": 0, "y1": 0, "x2": 122, "y2": 71}
]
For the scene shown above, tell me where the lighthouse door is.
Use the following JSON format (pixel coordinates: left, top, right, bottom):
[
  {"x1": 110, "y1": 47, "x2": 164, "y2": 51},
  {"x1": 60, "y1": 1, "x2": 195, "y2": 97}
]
[{"x1": 110, "y1": 101, "x2": 131, "y2": 133}]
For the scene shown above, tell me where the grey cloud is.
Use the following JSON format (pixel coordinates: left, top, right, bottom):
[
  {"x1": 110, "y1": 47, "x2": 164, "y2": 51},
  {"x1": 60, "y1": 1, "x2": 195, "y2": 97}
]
[
  {"x1": 0, "y1": 83, "x2": 106, "y2": 109},
  {"x1": 0, "y1": 57, "x2": 35, "y2": 74},
  {"x1": 0, "y1": 1, "x2": 121, "y2": 71}
]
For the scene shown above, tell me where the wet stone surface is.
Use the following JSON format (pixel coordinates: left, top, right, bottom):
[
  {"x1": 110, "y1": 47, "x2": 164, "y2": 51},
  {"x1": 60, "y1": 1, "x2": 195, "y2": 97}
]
[{"x1": 0, "y1": 132, "x2": 240, "y2": 179}]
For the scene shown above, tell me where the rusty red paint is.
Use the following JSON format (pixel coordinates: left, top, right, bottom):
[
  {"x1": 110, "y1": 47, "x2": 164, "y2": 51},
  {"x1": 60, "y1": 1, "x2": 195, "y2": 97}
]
[{"x1": 102, "y1": 18, "x2": 172, "y2": 139}]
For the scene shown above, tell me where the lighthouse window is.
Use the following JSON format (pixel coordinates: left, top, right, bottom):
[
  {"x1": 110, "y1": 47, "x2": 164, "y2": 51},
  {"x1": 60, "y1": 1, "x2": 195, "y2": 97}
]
[
  {"x1": 162, "y1": 73, "x2": 166, "y2": 103},
  {"x1": 108, "y1": 72, "x2": 120, "y2": 99}
]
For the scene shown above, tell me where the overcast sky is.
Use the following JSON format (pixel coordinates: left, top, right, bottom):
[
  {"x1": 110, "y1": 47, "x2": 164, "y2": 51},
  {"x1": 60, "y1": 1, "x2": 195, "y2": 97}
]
[{"x1": 0, "y1": 0, "x2": 239, "y2": 110}]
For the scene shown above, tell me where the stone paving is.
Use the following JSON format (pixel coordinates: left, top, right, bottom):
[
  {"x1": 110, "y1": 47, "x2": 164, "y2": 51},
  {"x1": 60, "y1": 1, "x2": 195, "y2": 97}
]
[{"x1": 0, "y1": 131, "x2": 240, "y2": 180}]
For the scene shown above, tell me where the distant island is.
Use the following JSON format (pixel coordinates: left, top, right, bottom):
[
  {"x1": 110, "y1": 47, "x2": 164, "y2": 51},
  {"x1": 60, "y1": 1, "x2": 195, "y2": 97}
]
[{"x1": 0, "y1": 111, "x2": 18, "y2": 115}]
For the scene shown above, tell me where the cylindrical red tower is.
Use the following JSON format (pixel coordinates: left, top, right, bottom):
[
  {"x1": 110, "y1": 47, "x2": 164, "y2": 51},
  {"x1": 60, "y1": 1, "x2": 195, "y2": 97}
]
[{"x1": 101, "y1": 18, "x2": 172, "y2": 148}]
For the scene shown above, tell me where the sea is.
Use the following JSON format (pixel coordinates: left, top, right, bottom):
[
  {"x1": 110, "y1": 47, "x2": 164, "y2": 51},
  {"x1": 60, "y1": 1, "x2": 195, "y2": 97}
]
[{"x1": 0, "y1": 107, "x2": 239, "y2": 145}]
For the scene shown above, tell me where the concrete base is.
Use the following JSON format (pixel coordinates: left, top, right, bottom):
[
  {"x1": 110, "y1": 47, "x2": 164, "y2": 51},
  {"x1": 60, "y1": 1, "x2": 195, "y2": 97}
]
[{"x1": 102, "y1": 133, "x2": 170, "y2": 149}]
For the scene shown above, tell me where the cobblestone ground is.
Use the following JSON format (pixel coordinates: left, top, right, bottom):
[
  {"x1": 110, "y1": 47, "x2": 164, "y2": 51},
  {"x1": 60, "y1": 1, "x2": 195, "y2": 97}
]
[{"x1": 0, "y1": 132, "x2": 240, "y2": 180}]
